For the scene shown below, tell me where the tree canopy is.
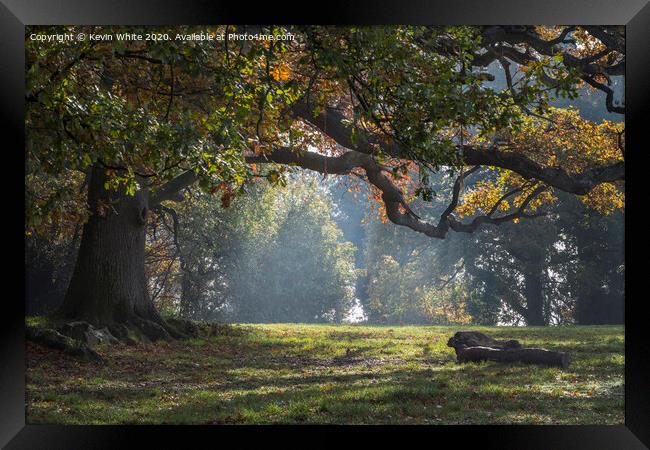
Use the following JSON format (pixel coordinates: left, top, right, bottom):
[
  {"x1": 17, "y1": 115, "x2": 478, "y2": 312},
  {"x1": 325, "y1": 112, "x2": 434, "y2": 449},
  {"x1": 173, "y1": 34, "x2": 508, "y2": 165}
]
[{"x1": 26, "y1": 25, "x2": 624, "y2": 239}]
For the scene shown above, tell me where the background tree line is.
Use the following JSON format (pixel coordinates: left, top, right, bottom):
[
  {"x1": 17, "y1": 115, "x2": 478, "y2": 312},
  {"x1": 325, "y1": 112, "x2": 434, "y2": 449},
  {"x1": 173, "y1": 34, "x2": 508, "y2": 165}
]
[{"x1": 27, "y1": 169, "x2": 623, "y2": 326}]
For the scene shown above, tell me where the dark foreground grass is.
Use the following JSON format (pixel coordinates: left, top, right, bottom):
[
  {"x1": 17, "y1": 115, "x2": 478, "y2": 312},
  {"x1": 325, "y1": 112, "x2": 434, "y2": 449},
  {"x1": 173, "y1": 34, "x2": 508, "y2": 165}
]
[{"x1": 26, "y1": 323, "x2": 624, "y2": 424}]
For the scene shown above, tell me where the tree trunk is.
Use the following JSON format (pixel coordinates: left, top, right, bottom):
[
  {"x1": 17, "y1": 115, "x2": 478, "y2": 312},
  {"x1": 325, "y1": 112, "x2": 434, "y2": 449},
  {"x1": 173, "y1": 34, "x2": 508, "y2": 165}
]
[
  {"x1": 523, "y1": 266, "x2": 546, "y2": 326},
  {"x1": 179, "y1": 268, "x2": 200, "y2": 319},
  {"x1": 57, "y1": 165, "x2": 176, "y2": 341},
  {"x1": 573, "y1": 262, "x2": 625, "y2": 325}
]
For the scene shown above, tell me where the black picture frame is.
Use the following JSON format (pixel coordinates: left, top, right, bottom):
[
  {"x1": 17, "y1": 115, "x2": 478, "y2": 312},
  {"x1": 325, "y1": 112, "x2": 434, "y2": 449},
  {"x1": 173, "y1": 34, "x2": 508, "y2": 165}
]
[{"x1": 2, "y1": 1, "x2": 648, "y2": 447}]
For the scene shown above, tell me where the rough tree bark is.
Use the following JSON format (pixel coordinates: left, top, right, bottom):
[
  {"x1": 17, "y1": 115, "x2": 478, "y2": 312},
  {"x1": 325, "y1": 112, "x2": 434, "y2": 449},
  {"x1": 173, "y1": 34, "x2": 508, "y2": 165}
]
[
  {"x1": 523, "y1": 266, "x2": 546, "y2": 326},
  {"x1": 57, "y1": 165, "x2": 182, "y2": 341},
  {"x1": 447, "y1": 331, "x2": 569, "y2": 369}
]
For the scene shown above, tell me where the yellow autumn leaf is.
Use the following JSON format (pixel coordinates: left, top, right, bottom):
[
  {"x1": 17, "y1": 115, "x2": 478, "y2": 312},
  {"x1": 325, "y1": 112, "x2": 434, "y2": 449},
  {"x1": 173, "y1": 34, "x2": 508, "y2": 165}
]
[{"x1": 270, "y1": 63, "x2": 291, "y2": 82}]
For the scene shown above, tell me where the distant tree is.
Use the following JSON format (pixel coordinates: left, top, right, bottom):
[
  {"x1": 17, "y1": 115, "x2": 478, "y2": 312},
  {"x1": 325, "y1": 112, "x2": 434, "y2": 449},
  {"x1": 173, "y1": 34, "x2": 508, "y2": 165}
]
[
  {"x1": 459, "y1": 190, "x2": 624, "y2": 326},
  {"x1": 555, "y1": 194, "x2": 624, "y2": 324},
  {"x1": 146, "y1": 174, "x2": 356, "y2": 323},
  {"x1": 461, "y1": 218, "x2": 560, "y2": 326},
  {"x1": 363, "y1": 213, "x2": 471, "y2": 325},
  {"x1": 228, "y1": 176, "x2": 357, "y2": 323}
]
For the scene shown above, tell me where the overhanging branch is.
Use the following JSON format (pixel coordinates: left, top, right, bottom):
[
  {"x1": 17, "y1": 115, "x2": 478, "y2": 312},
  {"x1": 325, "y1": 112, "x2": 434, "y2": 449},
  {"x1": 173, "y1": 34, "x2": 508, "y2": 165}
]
[
  {"x1": 247, "y1": 147, "x2": 547, "y2": 239},
  {"x1": 475, "y1": 26, "x2": 625, "y2": 114},
  {"x1": 292, "y1": 101, "x2": 624, "y2": 196},
  {"x1": 150, "y1": 170, "x2": 197, "y2": 206}
]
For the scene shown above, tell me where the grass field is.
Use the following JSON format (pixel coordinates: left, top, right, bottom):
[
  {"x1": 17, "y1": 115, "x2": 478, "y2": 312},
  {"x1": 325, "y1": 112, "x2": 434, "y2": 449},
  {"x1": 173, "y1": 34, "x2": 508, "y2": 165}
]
[{"x1": 26, "y1": 323, "x2": 624, "y2": 425}]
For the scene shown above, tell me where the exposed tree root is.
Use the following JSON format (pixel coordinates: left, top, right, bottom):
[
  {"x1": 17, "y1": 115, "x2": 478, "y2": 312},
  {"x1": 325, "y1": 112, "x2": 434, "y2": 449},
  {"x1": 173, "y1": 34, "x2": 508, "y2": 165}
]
[
  {"x1": 28, "y1": 314, "x2": 208, "y2": 364},
  {"x1": 129, "y1": 316, "x2": 173, "y2": 342},
  {"x1": 87, "y1": 314, "x2": 189, "y2": 344},
  {"x1": 26, "y1": 325, "x2": 104, "y2": 363},
  {"x1": 106, "y1": 323, "x2": 139, "y2": 345},
  {"x1": 166, "y1": 317, "x2": 201, "y2": 337},
  {"x1": 60, "y1": 321, "x2": 120, "y2": 346}
]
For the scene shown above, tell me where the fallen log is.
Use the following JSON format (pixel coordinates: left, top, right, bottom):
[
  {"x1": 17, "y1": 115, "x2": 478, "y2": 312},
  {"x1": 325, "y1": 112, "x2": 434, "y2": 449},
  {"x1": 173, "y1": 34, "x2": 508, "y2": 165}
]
[
  {"x1": 447, "y1": 331, "x2": 569, "y2": 369},
  {"x1": 447, "y1": 330, "x2": 522, "y2": 350}
]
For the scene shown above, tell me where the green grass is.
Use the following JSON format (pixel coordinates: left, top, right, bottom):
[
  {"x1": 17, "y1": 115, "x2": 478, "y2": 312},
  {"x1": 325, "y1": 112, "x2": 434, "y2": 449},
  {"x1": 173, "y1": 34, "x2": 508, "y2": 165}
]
[{"x1": 25, "y1": 323, "x2": 624, "y2": 424}]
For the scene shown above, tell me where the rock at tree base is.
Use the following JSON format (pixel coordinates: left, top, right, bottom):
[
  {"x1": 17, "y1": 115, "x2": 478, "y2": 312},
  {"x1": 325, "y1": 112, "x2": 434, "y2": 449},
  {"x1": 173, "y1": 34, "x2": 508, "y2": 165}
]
[
  {"x1": 447, "y1": 331, "x2": 569, "y2": 369},
  {"x1": 60, "y1": 321, "x2": 119, "y2": 347},
  {"x1": 26, "y1": 325, "x2": 104, "y2": 363}
]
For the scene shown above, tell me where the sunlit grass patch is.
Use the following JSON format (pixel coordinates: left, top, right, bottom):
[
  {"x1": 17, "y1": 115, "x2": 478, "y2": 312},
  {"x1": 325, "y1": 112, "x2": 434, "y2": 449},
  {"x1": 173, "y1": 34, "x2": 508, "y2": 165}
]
[{"x1": 26, "y1": 323, "x2": 624, "y2": 425}]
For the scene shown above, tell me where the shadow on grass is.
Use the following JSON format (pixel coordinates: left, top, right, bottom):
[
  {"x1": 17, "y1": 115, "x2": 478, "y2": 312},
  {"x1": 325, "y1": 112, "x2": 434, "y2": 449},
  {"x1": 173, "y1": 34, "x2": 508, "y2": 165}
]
[
  {"x1": 152, "y1": 364, "x2": 623, "y2": 425},
  {"x1": 26, "y1": 324, "x2": 624, "y2": 425},
  {"x1": 27, "y1": 359, "x2": 623, "y2": 424}
]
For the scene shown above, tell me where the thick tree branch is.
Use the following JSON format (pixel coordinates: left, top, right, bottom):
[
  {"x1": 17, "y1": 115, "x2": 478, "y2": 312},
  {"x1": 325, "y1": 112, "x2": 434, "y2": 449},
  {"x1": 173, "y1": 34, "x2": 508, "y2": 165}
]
[
  {"x1": 247, "y1": 147, "x2": 547, "y2": 239},
  {"x1": 461, "y1": 147, "x2": 623, "y2": 196},
  {"x1": 150, "y1": 170, "x2": 197, "y2": 206},
  {"x1": 446, "y1": 185, "x2": 548, "y2": 233},
  {"x1": 248, "y1": 148, "x2": 448, "y2": 237},
  {"x1": 292, "y1": 101, "x2": 624, "y2": 196},
  {"x1": 440, "y1": 166, "x2": 481, "y2": 222},
  {"x1": 474, "y1": 26, "x2": 625, "y2": 114},
  {"x1": 150, "y1": 94, "x2": 622, "y2": 240}
]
